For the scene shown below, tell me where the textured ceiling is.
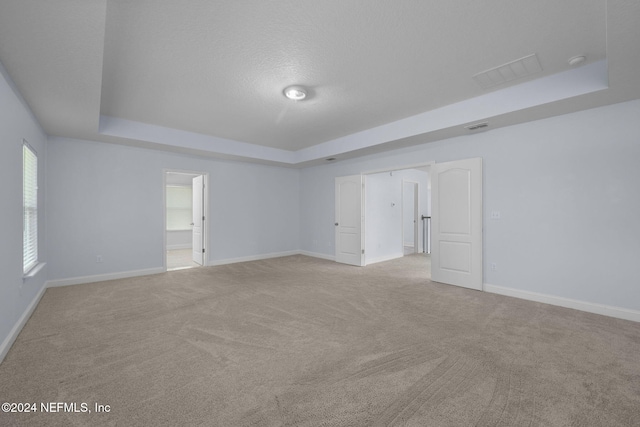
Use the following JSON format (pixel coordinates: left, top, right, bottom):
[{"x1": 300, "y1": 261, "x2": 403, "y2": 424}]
[
  {"x1": 100, "y1": 0, "x2": 605, "y2": 150},
  {"x1": 0, "y1": 0, "x2": 638, "y2": 166}
]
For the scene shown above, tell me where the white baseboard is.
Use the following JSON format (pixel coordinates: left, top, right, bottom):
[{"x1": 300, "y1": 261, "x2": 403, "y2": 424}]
[
  {"x1": 46, "y1": 267, "x2": 165, "y2": 288},
  {"x1": 365, "y1": 252, "x2": 404, "y2": 266},
  {"x1": 208, "y1": 250, "x2": 337, "y2": 265},
  {"x1": 167, "y1": 244, "x2": 192, "y2": 250},
  {"x1": 0, "y1": 282, "x2": 47, "y2": 364},
  {"x1": 207, "y1": 250, "x2": 301, "y2": 267},
  {"x1": 299, "y1": 250, "x2": 335, "y2": 261},
  {"x1": 484, "y1": 283, "x2": 640, "y2": 323}
]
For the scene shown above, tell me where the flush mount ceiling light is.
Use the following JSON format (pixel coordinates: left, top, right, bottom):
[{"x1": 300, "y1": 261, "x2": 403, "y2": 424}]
[
  {"x1": 283, "y1": 85, "x2": 307, "y2": 101},
  {"x1": 568, "y1": 55, "x2": 586, "y2": 66}
]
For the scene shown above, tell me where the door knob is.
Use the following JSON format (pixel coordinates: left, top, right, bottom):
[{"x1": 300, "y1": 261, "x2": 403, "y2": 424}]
[{"x1": 335, "y1": 222, "x2": 339, "y2": 226}]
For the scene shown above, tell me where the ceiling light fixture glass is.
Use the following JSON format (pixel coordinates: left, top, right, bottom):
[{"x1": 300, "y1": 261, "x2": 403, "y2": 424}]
[
  {"x1": 568, "y1": 55, "x2": 586, "y2": 66},
  {"x1": 283, "y1": 85, "x2": 307, "y2": 101}
]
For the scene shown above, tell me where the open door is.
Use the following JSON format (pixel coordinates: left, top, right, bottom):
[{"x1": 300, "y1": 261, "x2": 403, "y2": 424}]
[
  {"x1": 431, "y1": 158, "x2": 482, "y2": 290},
  {"x1": 403, "y1": 181, "x2": 419, "y2": 254},
  {"x1": 192, "y1": 175, "x2": 205, "y2": 266},
  {"x1": 335, "y1": 175, "x2": 364, "y2": 266}
]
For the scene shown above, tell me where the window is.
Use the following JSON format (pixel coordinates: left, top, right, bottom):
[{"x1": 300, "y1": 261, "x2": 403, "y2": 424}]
[{"x1": 23, "y1": 141, "x2": 38, "y2": 274}]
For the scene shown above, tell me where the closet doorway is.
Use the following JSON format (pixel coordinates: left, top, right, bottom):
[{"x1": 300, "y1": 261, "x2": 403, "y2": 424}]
[{"x1": 164, "y1": 171, "x2": 208, "y2": 271}]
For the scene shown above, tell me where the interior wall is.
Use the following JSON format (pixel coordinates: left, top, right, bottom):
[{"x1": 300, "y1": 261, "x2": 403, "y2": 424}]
[
  {"x1": 47, "y1": 137, "x2": 300, "y2": 281},
  {"x1": 365, "y1": 172, "x2": 403, "y2": 264},
  {"x1": 300, "y1": 99, "x2": 640, "y2": 312},
  {"x1": 0, "y1": 61, "x2": 48, "y2": 353}
]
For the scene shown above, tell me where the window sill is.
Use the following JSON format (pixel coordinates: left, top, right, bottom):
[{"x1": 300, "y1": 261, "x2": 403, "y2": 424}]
[{"x1": 23, "y1": 262, "x2": 46, "y2": 281}]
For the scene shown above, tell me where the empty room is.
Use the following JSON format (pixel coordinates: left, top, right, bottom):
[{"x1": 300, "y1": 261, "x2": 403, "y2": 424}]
[{"x1": 1, "y1": 1, "x2": 639, "y2": 426}]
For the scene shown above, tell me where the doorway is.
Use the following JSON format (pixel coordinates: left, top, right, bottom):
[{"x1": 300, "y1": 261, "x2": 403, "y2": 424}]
[
  {"x1": 164, "y1": 170, "x2": 208, "y2": 271},
  {"x1": 337, "y1": 166, "x2": 431, "y2": 271},
  {"x1": 336, "y1": 158, "x2": 482, "y2": 291}
]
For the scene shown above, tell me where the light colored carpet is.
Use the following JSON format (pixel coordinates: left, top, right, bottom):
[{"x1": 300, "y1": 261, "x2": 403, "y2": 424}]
[{"x1": 1, "y1": 255, "x2": 639, "y2": 426}]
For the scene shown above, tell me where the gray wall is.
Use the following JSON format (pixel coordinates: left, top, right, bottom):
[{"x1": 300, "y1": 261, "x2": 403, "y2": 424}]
[
  {"x1": 300, "y1": 99, "x2": 640, "y2": 312},
  {"x1": 0, "y1": 62, "x2": 48, "y2": 350},
  {"x1": 46, "y1": 137, "x2": 300, "y2": 280}
]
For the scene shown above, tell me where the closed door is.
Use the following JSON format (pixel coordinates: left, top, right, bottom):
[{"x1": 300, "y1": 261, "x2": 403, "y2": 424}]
[
  {"x1": 431, "y1": 158, "x2": 482, "y2": 290},
  {"x1": 192, "y1": 175, "x2": 205, "y2": 266},
  {"x1": 335, "y1": 175, "x2": 364, "y2": 266}
]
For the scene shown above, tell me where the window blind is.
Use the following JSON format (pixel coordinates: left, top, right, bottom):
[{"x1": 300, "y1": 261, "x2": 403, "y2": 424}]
[{"x1": 23, "y1": 142, "x2": 38, "y2": 274}]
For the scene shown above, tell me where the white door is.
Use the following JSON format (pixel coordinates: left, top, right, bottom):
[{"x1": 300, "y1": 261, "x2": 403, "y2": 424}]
[
  {"x1": 431, "y1": 158, "x2": 482, "y2": 290},
  {"x1": 403, "y1": 181, "x2": 419, "y2": 254},
  {"x1": 335, "y1": 175, "x2": 364, "y2": 266},
  {"x1": 412, "y1": 183, "x2": 419, "y2": 254},
  {"x1": 192, "y1": 175, "x2": 205, "y2": 266}
]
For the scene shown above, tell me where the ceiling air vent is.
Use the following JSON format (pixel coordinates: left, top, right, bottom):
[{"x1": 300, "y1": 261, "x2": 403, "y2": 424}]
[
  {"x1": 464, "y1": 121, "x2": 489, "y2": 131},
  {"x1": 473, "y1": 54, "x2": 542, "y2": 89}
]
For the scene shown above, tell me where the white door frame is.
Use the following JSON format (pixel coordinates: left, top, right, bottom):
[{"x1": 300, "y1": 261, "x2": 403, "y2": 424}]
[
  {"x1": 402, "y1": 180, "x2": 419, "y2": 254},
  {"x1": 163, "y1": 169, "x2": 210, "y2": 271}
]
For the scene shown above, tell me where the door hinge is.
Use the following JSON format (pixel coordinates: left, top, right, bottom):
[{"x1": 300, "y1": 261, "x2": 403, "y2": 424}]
[
  {"x1": 202, "y1": 249, "x2": 205, "y2": 253},
  {"x1": 361, "y1": 249, "x2": 365, "y2": 254},
  {"x1": 202, "y1": 216, "x2": 205, "y2": 220}
]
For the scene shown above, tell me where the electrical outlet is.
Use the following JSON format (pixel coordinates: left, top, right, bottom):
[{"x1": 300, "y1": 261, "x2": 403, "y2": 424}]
[
  {"x1": 491, "y1": 263, "x2": 497, "y2": 271},
  {"x1": 490, "y1": 211, "x2": 501, "y2": 220},
  {"x1": 96, "y1": 255, "x2": 103, "y2": 263}
]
